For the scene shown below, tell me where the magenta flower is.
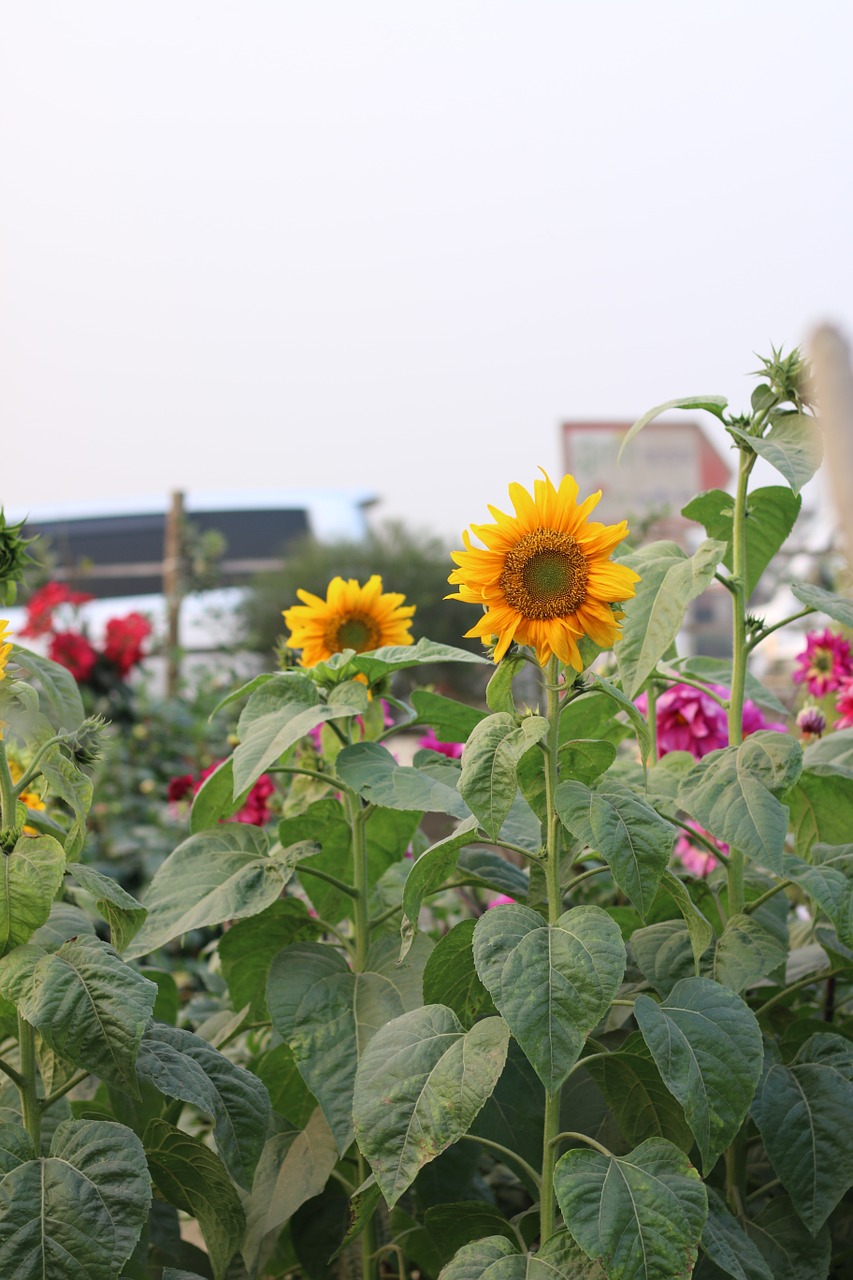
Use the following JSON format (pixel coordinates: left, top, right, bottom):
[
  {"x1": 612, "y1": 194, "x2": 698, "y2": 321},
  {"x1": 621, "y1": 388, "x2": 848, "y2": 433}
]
[
  {"x1": 836, "y1": 677, "x2": 853, "y2": 730},
  {"x1": 486, "y1": 894, "x2": 516, "y2": 909},
  {"x1": 796, "y1": 704, "x2": 827, "y2": 738},
  {"x1": 674, "y1": 823, "x2": 728, "y2": 878},
  {"x1": 418, "y1": 727, "x2": 464, "y2": 759},
  {"x1": 637, "y1": 683, "x2": 786, "y2": 759},
  {"x1": 793, "y1": 628, "x2": 853, "y2": 697}
]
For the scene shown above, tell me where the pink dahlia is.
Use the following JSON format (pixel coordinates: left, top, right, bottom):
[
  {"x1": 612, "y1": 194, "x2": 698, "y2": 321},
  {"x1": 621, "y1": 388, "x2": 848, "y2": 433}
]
[
  {"x1": 637, "y1": 683, "x2": 786, "y2": 759},
  {"x1": 793, "y1": 629, "x2": 853, "y2": 698},
  {"x1": 674, "y1": 823, "x2": 728, "y2": 878},
  {"x1": 836, "y1": 677, "x2": 853, "y2": 730},
  {"x1": 417, "y1": 727, "x2": 464, "y2": 759}
]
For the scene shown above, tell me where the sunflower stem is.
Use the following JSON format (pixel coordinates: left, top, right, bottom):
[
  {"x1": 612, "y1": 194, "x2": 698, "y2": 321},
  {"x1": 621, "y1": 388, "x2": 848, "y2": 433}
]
[
  {"x1": 0, "y1": 741, "x2": 16, "y2": 831},
  {"x1": 540, "y1": 654, "x2": 564, "y2": 1245},
  {"x1": 726, "y1": 448, "x2": 755, "y2": 916},
  {"x1": 347, "y1": 794, "x2": 371, "y2": 973},
  {"x1": 645, "y1": 680, "x2": 659, "y2": 763}
]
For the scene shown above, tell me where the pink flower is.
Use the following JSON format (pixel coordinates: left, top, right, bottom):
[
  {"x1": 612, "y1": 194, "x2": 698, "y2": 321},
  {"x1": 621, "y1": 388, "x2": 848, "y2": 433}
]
[
  {"x1": 836, "y1": 677, "x2": 853, "y2": 730},
  {"x1": 48, "y1": 631, "x2": 98, "y2": 682},
  {"x1": 796, "y1": 704, "x2": 827, "y2": 739},
  {"x1": 674, "y1": 823, "x2": 728, "y2": 878},
  {"x1": 486, "y1": 894, "x2": 516, "y2": 908},
  {"x1": 637, "y1": 683, "x2": 787, "y2": 759},
  {"x1": 168, "y1": 761, "x2": 274, "y2": 825},
  {"x1": 793, "y1": 629, "x2": 853, "y2": 697},
  {"x1": 417, "y1": 727, "x2": 464, "y2": 759}
]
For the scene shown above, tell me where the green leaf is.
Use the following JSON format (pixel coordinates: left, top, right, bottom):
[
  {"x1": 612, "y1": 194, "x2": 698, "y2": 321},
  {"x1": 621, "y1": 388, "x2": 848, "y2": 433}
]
[
  {"x1": 786, "y1": 764, "x2": 853, "y2": 853},
  {"x1": 144, "y1": 1118, "x2": 245, "y2": 1280},
  {"x1": 713, "y1": 913, "x2": 788, "y2": 992},
  {"x1": 232, "y1": 673, "x2": 367, "y2": 794},
  {"x1": 662, "y1": 871, "x2": 715, "y2": 972},
  {"x1": 424, "y1": 1201, "x2": 517, "y2": 1260},
  {"x1": 0, "y1": 1122, "x2": 34, "y2": 1175},
  {"x1": 459, "y1": 713, "x2": 549, "y2": 840},
  {"x1": 555, "y1": 1136, "x2": 708, "y2": 1280},
  {"x1": 0, "y1": 834, "x2": 65, "y2": 957},
  {"x1": 136, "y1": 1021, "x2": 270, "y2": 1188},
  {"x1": 336, "y1": 741, "x2": 470, "y2": 817},
  {"x1": 555, "y1": 779, "x2": 675, "y2": 918},
  {"x1": 438, "y1": 1235, "x2": 518, "y2": 1278},
  {"x1": 348, "y1": 637, "x2": 491, "y2": 681},
  {"x1": 189, "y1": 755, "x2": 263, "y2": 833},
  {"x1": 8, "y1": 645, "x2": 86, "y2": 730},
  {"x1": 423, "y1": 920, "x2": 497, "y2": 1028},
  {"x1": 251, "y1": 1041, "x2": 315, "y2": 1127},
  {"x1": 30, "y1": 902, "x2": 95, "y2": 950},
  {"x1": 634, "y1": 976, "x2": 764, "y2": 1172},
  {"x1": 0, "y1": 1119, "x2": 150, "y2": 1280},
  {"x1": 400, "y1": 815, "x2": 481, "y2": 958},
  {"x1": 616, "y1": 539, "x2": 726, "y2": 698},
  {"x1": 67, "y1": 862, "x2": 147, "y2": 952},
  {"x1": 559, "y1": 738, "x2": 617, "y2": 785},
  {"x1": 700, "y1": 1187, "x2": 773, "y2": 1280},
  {"x1": 792, "y1": 582, "x2": 853, "y2": 627},
  {"x1": 218, "y1": 898, "x2": 317, "y2": 1019},
  {"x1": 784, "y1": 845, "x2": 853, "y2": 945},
  {"x1": 352, "y1": 1006, "x2": 509, "y2": 1207},
  {"x1": 0, "y1": 935, "x2": 156, "y2": 1095},
  {"x1": 586, "y1": 673, "x2": 653, "y2": 761},
  {"x1": 681, "y1": 487, "x2": 801, "y2": 599},
  {"x1": 619, "y1": 395, "x2": 729, "y2": 460},
  {"x1": 456, "y1": 847, "x2": 530, "y2": 898},
  {"x1": 751, "y1": 1041, "x2": 853, "y2": 1232},
  {"x1": 438, "y1": 1228, "x2": 602, "y2": 1277},
  {"x1": 472, "y1": 904, "x2": 625, "y2": 1092},
  {"x1": 729, "y1": 414, "x2": 823, "y2": 494},
  {"x1": 678, "y1": 732, "x2": 803, "y2": 876},
  {"x1": 411, "y1": 688, "x2": 487, "y2": 741},
  {"x1": 584, "y1": 1033, "x2": 693, "y2": 1152},
  {"x1": 744, "y1": 1194, "x2": 831, "y2": 1280},
  {"x1": 675, "y1": 656, "x2": 789, "y2": 718},
  {"x1": 267, "y1": 941, "x2": 405, "y2": 1153},
  {"x1": 35, "y1": 746, "x2": 93, "y2": 859},
  {"x1": 471, "y1": 1039, "x2": 544, "y2": 1189},
  {"x1": 125, "y1": 826, "x2": 299, "y2": 959}
]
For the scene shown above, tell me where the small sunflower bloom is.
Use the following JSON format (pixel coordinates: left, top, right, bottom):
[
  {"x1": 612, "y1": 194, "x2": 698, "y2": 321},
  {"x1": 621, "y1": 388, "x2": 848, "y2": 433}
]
[
  {"x1": 282, "y1": 575, "x2": 415, "y2": 668},
  {"x1": 0, "y1": 620, "x2": 12, "y2": 681},
  {"x1": 447, "y1": 471, "x2": 640, "y2": 670}
]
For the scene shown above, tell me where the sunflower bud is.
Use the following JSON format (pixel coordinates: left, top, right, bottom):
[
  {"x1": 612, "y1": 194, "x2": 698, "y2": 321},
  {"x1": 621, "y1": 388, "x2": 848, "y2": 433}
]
[
  {"x1": 61, "y1": 714, "x2": 108, "y2": 765},
  {"x1": 0, "y1": 511, "x2": 38, "y2": 607}
]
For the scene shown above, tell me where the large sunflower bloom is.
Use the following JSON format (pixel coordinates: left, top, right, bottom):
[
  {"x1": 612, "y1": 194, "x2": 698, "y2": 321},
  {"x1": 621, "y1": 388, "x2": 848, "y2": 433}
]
[
  {"x1": 282, "y1": 575, "x2": 415, "y2": 667},
  {"x1": 447, "y1": 471, "x2": 640, "y2": 670},
  {"x1": 0, "y1": 620, "x2": 12, "y2": 681}
]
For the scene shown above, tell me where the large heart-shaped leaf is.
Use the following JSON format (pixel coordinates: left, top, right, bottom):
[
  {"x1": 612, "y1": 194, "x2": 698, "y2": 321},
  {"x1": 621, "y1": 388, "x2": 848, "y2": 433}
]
[
  {"x1": 458, "y1": 713, "x2": 548, "y2": 839},
  {"x1": 66, "y1": 862, "x2": 147, "y2": 952},
  {"x1": 352, "y1": 1005, "x2": 509, "y2": 1206},
  {"x1": 584, "y1": 1032, "x2": 693, "y2": 1152},
  {"x1": 125, "y1": 826, "x2": 301, "y2": 959},
  {"x1": 729, "y1": 414, "x2": 823, "y2": 494},
  {"x1": 0, "y1": 1119, "x2": 149, "y2": 1279},
  {"x1": 8, "y1": 645, "x2": 86, "y2": 730},
  {"x1": 784, "y1": 845, "x2": 853, "y2": 945},
  {"x1": 400, "y1": 816, "x2": 481, "y2": 958},
  {"x1": 681, "y1": 486, "x2": 801, "y2": 599},
  {"x1": 555, "y1": 779, "x2": 675, "y2": 917},
  {"x1": 554, "y1": 1137, "x2": 707, "y2": 1280},
  {"x1": 267, "y1": 942, "x2": 405, "y2": 1152},
  {"x1": 336, "y1": 741, "x2": 470, "y2": 817},
  {"x1": 217, "y1": 898, "x2": 317, "y2": 1019},
  {"x1": 634, "y1": 977, "x2": 763, "y2": 1172},
  {"x1": 786, "y1": 764, "x2": 853, "y2": 853},
  {"x1": 713, "y1": 913, "x2": 788, "y2": 993},
  {"x1": 745, "y1": 1193, "x2": 831, "y2": 1280},
  {"x1": 700, "y1": 1187, "x2": 773, "y2": 1280},
  {"x1": 0, "y1": 834, "x2": 65, "y2": 957},
  {"x1": 472, "y1": 904, "x2": 625, "y2": 1092}
]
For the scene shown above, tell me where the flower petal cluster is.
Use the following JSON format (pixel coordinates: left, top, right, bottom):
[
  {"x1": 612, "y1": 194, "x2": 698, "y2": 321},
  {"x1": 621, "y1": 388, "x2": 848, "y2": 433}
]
[
  {"x1": 792, "y1": 628, "x2": 853, "y2": 698},
  {"x1": 417, "y1": 728, "x2": 464, "y2": 759},
  {"x1": 447, "y1": 470, "x2": 639, "y2": 670},
  {"x1": 103, "y1": 612, "x2": 153, "y2": 676},
  {"x1": 20, "y1": 582, "x2": 94, "y2": 638},
  {"x1": 19, "y1": 582, "x2": 151, "y2": 685},
  {"x1": 168, "y1": 761, "x2": 274, "y2": 826},
  {"x1": 836, "y1": 678, "x2": 853, "y2": 730},
  {"x1": 48, "y1": 632, "x2": 98, "y2": 683},
  {"x1": 636, "y1": 682, "x2": 786, "y2": 759},
  {"x1": 283, "y1": 575, "x2": 415, "y2": 668}
]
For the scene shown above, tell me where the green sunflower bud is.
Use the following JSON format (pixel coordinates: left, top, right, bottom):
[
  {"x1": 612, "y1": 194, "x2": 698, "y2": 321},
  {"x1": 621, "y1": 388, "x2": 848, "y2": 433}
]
[
  {"x1": 61, "y1": 714, "x2": 109, "y2": 765},
  {"x1": 0, "y1": 510, "x2": 39, "y2": 607}
]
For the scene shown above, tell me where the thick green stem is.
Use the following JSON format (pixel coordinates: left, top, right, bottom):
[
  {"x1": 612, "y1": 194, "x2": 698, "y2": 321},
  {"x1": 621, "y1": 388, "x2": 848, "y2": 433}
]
[
  {"x1": 17, "y1": 1015, "x2": 40, "y2": 1148},
  {"x1": 646, "y1": 681, "x2": 659, "y2": 763},
  {"x1": 0, "y1": 742, "x2": 16, "y2": 830},
  {"x1": 346, "y1": 795, "x2": 371, "y2": 973},
  {"x1": 540, "y1": 655, "x2": 564, "y2": 1245},
  {"x1": 726, "y1": 449, "x2": 755, "y2": 916},
  {"x1": 357, "y1": 1149, "x2": 377, "y2": 1280}
]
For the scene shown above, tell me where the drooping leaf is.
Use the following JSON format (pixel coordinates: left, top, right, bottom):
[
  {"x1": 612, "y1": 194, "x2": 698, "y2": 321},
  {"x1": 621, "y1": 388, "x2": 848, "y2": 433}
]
[
  {"x1": 218, "y1": 898, "x2": 317, "y2": 1019},
  {"x1": 713, "y1": 913, "x2": 788, "y2": 993},
  {"x1": 34, "y1": 746, "x2": 93, "y2": 858},
  {"x1": 0, "y1": 1119, "x2": 150, "y2": 1280},
  {"x1": 336, "y1": 741, "x2": 470, "y2": 817},
  {"x1": 352, "y1": 1005, "x2": 509, "y2": 1207},
  {"x1": 267, "y1": 941, "x2": 405, "y2": 1152},
  {"x1": 400, "y1": 815, "x2": 481, "y2": 958},
  {"x1": 423, "y1": 919, "x2": 497, "y2": 1028},
  {"x1": 700, "y1": 1187, "x2": 773, "y2": 1280},
  {"x1": 678, "y1": 732, "x2": 803, "y2": 875},
  {"x1": 729, "y1": 414, "x2": 823, "y2": 494},
  {"x1": 66, "y1": 862, "x2": 147, "y2": 952},
  {"x1": 674, "y1": 656, "x2": 789, "y2": 718},
  {"x1": 144, "y1": 1118, "x2": 245, "y2": 1280},
  {"x1": 744, "y1": 1194, "x2": 831, "y2": 1280},
  {"x1": 619, "y1": 395, "x2": 728, "y2": 459},
  {"x1": 634, "y1": 976, "x2": 764, "y2": 1172},
  {"x1": 786, "y1": 764, "x2": 853, "y2": 853},
  {"x1": 125, "y1": 826, "x2": 300, "y2": 959},
  {"x1": 586, "y1": 674, "x2": 653, "y2": 762},
  {"x1": 424, "y1": 1201, "x2": 517, "y2": 1260},
  {"x1": 136, "y1": 1021, "x2": 270, "y2": 1188},
  {"x1": 472, "y1": 904, "x2": 625, "y2": 1092},
  {"x1": 555, "y1": 1136, "x2": 708, "y2": 1280},
  {"x1": 456, "y1": 846, "x2": 530, "y2": 898},
  {"x1": 784, "y1": 845, "x2": 853, "y2": 945},
  {"x1": 555, "y1": 779, "x2": 675, "y2": 918},
  {"x1": 616, "y1": 539, "x2": 726, "y2": 698},
  {"x1": 681, "y1": 486, "x2": 801, "y2": 599},
  {"x1": 345, "y1": 637, "x2": 491, "y2": 683},
  {"x1": 459, "y1": 713, "x2": 549, "y2": 840},
  {"x1": 662, "y1": 871, "x2": 715, "y2": 972},
  {"x1": 411, "y1": 688, "x2": 487, "y2": 742},
  {"x1": 584, "y1": 1033, "x2": 693, "y2": 1152},
  {"x1": 8, "y1": 645, "x2": 86, "y2": 730},
  {"x1": 0, "y1": 935, "x2": 156, "y2": 1095},
  {"x1": 0, "y1": 834, "x2": 65, "y2": 957},
  {"x1": 189, "y1": 755, "x2": 262, "y2": 833}
]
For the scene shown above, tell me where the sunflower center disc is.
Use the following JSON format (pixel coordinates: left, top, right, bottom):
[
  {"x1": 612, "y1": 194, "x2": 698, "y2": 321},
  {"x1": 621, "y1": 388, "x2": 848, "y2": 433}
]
[
  {"x1": 333, "y1": 614, "x2": 382, "y2": 653},
  {"x1": 500, "y1": 529, "x2": 589, "y2": 619}
]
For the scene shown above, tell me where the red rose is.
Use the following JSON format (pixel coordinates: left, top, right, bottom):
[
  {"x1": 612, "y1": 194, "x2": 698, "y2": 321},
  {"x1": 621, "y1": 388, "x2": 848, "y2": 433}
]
[
  {"x1": 103, "y1": 612, "x2": 152, "y2": 676},
  {"x1": 20, "y1": 582, "x2": 93, "y2": 638},
  {"x1": 48, "y1": 630, "x2": 98, "y2": 682}
]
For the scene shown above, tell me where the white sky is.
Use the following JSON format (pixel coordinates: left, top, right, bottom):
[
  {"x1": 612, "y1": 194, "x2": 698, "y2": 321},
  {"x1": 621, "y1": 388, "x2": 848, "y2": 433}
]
[{"x1": 2, "y1": 1, "x2": 851, "y2": 546}]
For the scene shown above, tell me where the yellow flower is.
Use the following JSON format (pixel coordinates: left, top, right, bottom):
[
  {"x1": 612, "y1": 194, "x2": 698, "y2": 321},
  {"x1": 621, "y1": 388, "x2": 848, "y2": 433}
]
[
  {"x1": 0, "y1": 620, "x2": 11, "y2": 681},
  {"x1": 447, "y1": 470, "x2": 640, "y2": 670},
  {"x1": 282, "y1": 575, "x2": 416, "y2": 667}
]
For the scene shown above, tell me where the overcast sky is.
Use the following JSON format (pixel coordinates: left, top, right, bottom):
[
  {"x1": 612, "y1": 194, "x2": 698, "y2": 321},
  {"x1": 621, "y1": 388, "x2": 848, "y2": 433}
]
[{"x1": 2, "y1": 2, "x2": 851, "y2": 547}]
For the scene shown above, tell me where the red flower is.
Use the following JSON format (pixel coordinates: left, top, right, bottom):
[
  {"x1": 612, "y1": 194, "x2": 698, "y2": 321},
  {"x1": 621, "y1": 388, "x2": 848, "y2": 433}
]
[
  {"x1": 20, "y1": 582, "x2": 93, "y2": 638},
  {"x1": 103, "y1": 612, "x2": 152, "y2": 676},
  {"x1": 48, "y1": 630, "x2": 98, "y2": 682},
  {"x1": 166, "y1": 774, "x2": 195, "y2": 803},
  {"x1": 168, "y1": 761, "x2": 274, "y2": 826}
]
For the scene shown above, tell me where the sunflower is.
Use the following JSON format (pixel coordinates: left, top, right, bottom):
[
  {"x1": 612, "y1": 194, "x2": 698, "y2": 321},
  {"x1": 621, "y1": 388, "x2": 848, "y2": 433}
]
[
  {"x1": 0, "y1": 620, "x2": 11, "y2": 681},
  {"x1": 282, "y1": 575, "x2": 416, "y2": 667},
  {"x1": 447, "y1": 470, "x2": 640, "y2": 670}
]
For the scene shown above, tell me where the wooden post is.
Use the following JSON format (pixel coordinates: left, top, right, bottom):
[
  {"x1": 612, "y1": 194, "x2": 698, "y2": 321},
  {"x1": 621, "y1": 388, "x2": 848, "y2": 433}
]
[{"x1": 163, "y1": 490, "x2": 185, "y2": 698}]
